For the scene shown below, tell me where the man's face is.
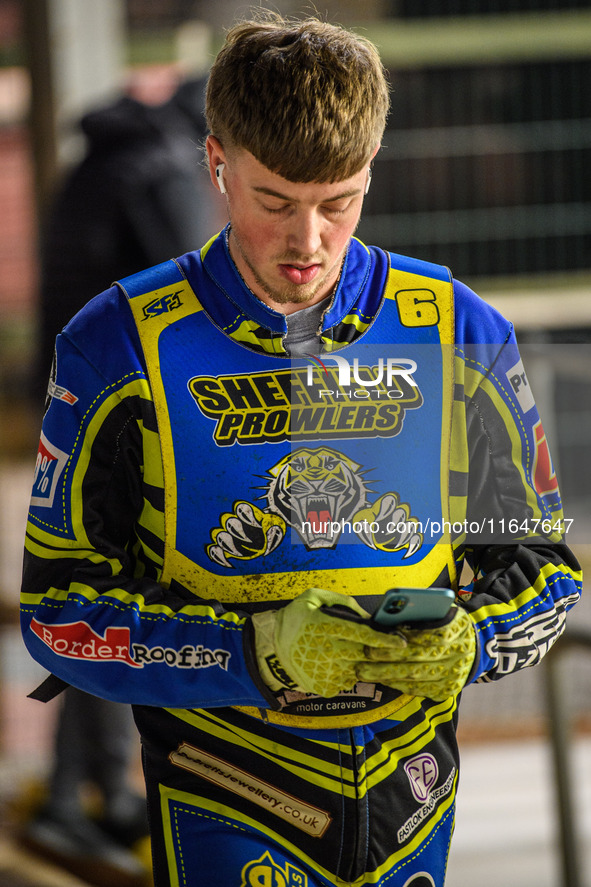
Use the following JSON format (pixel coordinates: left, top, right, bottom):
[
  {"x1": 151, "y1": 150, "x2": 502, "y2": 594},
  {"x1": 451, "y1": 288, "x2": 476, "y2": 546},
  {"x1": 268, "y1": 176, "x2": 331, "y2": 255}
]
[{"x1": 207, "y1": 137, "x2": 372, "y2": 314}]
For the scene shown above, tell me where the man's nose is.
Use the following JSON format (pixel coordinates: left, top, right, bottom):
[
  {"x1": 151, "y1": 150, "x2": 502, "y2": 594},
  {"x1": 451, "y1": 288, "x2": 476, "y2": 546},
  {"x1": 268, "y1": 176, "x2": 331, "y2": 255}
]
[{"x1": 287, "y1": 210, "x2": 322, "y2": 256}]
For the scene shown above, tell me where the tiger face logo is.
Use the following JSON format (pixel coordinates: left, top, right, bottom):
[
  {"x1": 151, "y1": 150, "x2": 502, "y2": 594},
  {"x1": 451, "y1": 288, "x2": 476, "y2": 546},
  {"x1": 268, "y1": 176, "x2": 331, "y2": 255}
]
[
  {"x1": 206, "y1": 445, "x2": 423, "y2": 567},
  {"x1": 266, "y1": 447, "x2": 368, "y2": 549}
]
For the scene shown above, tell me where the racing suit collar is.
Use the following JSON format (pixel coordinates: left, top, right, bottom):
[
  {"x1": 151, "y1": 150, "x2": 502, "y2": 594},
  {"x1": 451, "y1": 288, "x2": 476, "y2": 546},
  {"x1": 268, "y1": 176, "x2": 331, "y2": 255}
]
[{"x1": 202, "y1": 225, "x2": 373, "y2": 339}]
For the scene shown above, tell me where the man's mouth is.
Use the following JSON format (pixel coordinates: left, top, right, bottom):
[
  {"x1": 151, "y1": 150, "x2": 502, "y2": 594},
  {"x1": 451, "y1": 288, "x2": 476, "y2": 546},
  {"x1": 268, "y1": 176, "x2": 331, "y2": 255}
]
[{"x1": 278, "y1": 263, "x2": 321, "y2": 285}]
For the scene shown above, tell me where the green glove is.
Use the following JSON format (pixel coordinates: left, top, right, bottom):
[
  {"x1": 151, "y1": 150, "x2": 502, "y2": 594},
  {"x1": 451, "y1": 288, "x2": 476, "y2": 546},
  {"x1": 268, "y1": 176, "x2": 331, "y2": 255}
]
[
  {"x1": 357, "y1": 605, "x2": 476, "y2": 701},
  {"x1": 251, "y1": 587, "x2": 406, "y2": 698}
]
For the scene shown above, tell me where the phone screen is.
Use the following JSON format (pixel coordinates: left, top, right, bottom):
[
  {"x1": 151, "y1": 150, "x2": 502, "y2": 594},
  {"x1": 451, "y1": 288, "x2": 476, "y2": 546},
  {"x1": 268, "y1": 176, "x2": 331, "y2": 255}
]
[{"x1": 373, "y1": 587, "x2": 455, "y2": 627}]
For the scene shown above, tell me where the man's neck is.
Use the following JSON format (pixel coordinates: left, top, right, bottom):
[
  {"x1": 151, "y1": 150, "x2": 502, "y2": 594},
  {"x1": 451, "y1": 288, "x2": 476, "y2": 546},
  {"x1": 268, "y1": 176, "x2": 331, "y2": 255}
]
[{"x1": 226, "y1": 227, "x2": 343, "y2": 316}]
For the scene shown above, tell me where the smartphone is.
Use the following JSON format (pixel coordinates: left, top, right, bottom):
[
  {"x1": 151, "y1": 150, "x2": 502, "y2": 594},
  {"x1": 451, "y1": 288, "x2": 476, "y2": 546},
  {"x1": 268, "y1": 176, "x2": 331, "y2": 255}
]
[{"x1": 373, "y1": 587, "x2": 455, "y2": 627}]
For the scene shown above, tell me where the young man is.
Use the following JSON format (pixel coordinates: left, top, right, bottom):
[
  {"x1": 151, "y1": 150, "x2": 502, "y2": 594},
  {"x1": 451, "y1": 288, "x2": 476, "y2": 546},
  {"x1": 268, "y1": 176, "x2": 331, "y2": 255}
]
[{"x1": 21, "y1": 16, "x2": 581, "y2": 887}]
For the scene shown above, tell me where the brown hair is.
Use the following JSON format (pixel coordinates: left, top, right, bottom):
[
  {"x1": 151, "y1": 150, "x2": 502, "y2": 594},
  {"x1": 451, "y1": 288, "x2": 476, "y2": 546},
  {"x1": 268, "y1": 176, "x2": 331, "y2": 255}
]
[{"x1": 205, "y1": 15, "x2": 390, "y2": 182}]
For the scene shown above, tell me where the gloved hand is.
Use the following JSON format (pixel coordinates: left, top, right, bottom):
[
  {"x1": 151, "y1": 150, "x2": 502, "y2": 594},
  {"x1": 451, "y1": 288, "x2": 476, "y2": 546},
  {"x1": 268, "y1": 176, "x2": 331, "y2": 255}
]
[
  {"x1": 357, "y1": 605, "x2": 476, "y2": 701},
  {"x1": 251, "y1": 587, "x2": 406, "y2": 698}
]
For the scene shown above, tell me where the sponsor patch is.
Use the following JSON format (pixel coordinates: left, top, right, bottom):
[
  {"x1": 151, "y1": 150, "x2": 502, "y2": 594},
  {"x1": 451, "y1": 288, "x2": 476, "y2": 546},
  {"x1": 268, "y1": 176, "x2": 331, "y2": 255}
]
[
  {"x1": 507, "y1": 358, "x2": 535, "y2": 413},
  {"x1": 30, "y1": 432, "x2": 69, "y2": 508},
  {"x1": 398, "y1": 767, "x2": 456, "y2": 843},
  {"x1": 142, "y1": 289, "x2": 183, "y2": 320},
  {"x1": 170, "y1": 743, "x2": 331, "y2": 838},
  {"x1": 30, "y1": 619, "x2": 231, "y2": 672},
  {"x1": 532, "y1": 420, "x2": 559, "y2": 497},
  {"x1": 132, "y1": 642, "x2": 230, "y2": 670},
  {"x1": 483, "y1": 600, "x2": 577, "y2": 674},
  {"x1": 30, "y1": 619, "x2": 138, "y2": 667},
  {"x1": 404, "y1": 753, "x2": 439, "y2": 803},
  {"x1": 44, "y1": 351, "x2": 78, "y2": 414},
  {"x1": 47, "y1": 378, "x2": 78, "y2": 405},
  {"x1": 241, "y1": 851, "x2": 308, "y2": 887}
]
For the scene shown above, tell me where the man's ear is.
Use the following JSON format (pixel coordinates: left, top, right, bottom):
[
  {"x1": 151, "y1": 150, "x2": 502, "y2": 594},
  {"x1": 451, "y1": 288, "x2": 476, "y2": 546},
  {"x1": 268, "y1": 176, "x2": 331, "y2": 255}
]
[
  {"x1": 364, "y1": 145, "x2": 381, "y2": 195},
  {"x1": 206, "y1": 135, "x2": 227, "y2": 194}
]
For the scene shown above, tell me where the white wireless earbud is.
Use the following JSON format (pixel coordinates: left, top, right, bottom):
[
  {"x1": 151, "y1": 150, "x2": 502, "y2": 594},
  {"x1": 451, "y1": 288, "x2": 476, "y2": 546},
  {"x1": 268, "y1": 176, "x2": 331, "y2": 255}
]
[
  {"x1": 216, "y1": 163, "x2": 227, "y2": 194},
  {"x1": 364, "y1": 166, "x2": 372, "y2": 195}
]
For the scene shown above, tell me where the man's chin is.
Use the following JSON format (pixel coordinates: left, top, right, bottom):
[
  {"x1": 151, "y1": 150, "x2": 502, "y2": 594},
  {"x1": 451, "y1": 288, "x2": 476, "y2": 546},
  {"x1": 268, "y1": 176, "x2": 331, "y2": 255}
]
[
  {"x1": 252, "y1": 275, "x2": 324, "y2": 308},
  {"x1": 267, "y1": 287, "x2": 319, "y2": 307}
]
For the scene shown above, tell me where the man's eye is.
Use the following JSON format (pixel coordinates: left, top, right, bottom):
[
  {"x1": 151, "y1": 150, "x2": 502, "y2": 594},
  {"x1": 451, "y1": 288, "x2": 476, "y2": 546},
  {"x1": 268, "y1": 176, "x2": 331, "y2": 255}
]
[
  {"x1": 263, "y1": 203, "x2": 289, "y2": 214},
  {"x1": 323, "y1": 202, "x2": 350, "y2": 215}
]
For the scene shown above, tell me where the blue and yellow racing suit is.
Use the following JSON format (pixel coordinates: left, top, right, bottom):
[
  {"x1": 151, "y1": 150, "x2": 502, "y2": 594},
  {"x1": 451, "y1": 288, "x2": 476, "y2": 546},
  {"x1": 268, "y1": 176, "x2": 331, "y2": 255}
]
[{"x1": 21, "y1": 229, "x2": 581, "y2": 887}]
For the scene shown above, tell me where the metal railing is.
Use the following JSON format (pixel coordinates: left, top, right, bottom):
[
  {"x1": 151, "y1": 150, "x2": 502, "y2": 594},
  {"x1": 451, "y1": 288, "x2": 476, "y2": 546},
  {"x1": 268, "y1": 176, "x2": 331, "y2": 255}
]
[{"x1": 544, "y1": 627, "x2": 591, "y2": 887}]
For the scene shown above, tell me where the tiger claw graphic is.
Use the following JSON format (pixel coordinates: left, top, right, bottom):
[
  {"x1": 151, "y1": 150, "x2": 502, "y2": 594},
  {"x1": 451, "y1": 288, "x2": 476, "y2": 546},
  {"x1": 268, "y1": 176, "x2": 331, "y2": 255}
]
[
  {"x1": 207, "y1": 501, "x2": 286, "y2": 567},
  {"x1": 353, "y1": 493, "x2": 423, "y2": 556},
  {"x1": 206, "y1": 447, "x2": 424, "y2": 566}
]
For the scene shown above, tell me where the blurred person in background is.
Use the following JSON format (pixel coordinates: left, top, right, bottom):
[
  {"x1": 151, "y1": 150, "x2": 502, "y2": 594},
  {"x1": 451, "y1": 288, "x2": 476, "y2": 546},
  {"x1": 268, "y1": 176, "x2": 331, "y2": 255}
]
[
  {"x1": 32, "y1": 75, "x2": 214, "y2": 402},
  {"x1": 22, "y1": 75, "x2": 214, "y2": 887},
  {"x1": 21, "y1": 13, "x2": 581, "y2": 887}
]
